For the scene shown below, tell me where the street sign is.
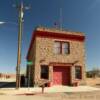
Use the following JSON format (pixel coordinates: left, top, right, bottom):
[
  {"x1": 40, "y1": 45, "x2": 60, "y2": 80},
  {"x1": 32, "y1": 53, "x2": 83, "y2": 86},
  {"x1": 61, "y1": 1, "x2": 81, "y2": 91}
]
[{"x1": 27, "y1": 61, "x2": 33, "y2": 65}]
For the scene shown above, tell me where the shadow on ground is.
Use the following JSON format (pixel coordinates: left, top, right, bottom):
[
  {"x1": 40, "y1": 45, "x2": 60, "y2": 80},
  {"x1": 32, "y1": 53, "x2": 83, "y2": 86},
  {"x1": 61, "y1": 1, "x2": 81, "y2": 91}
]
[
  {"x1": 0, "y1": 82, "x2": 16, "y2": 88},
  {"x1": 0, "y1": 81, "x2": 29, "y2": 88}
]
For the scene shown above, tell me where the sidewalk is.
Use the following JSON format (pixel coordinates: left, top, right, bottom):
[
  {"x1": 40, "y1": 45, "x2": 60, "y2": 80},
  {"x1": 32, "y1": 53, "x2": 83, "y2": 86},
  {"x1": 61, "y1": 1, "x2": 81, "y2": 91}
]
[{"x1": 0, "y1": 86, "x2": 100, "y2": 95}]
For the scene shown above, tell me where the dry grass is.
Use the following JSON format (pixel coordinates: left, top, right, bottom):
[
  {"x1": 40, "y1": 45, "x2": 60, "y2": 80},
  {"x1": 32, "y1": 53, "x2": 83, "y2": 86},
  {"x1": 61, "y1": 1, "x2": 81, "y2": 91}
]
[{"x1": 86, "y1": 78, "x2": 100, "y2": 86}]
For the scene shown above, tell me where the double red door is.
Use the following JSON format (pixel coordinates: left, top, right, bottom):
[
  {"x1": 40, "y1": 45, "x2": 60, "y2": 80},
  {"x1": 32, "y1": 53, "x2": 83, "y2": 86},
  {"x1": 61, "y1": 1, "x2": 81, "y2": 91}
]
[{"x1": 53, "y1": 66, "x2": 70, "y2": 85}]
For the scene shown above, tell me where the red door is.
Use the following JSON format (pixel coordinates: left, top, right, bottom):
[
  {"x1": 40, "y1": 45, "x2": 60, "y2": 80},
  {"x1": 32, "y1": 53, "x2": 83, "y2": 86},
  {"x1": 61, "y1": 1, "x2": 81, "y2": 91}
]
[{"x1": 53, "y1": 66, "x2": 70, "y2": 85}]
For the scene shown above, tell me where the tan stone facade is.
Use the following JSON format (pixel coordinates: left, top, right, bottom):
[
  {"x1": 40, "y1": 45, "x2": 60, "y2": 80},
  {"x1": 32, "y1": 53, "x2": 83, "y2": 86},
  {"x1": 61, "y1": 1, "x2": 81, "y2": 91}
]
[{"x1": 27, "y1": 27, "x2": 86, "y2": 86}]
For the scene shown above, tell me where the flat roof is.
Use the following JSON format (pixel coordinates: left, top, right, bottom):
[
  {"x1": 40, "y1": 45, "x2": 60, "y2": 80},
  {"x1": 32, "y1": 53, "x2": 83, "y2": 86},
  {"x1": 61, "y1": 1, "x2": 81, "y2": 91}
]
[{"x1": 36, "y1": 26, "x2": 84, "y2": 36}]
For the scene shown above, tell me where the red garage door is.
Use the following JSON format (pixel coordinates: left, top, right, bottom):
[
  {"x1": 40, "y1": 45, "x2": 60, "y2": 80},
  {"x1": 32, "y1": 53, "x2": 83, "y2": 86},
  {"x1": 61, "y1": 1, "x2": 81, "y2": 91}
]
[{"x1": 53, "y1": 66, "x2": 70, "y2": 85}]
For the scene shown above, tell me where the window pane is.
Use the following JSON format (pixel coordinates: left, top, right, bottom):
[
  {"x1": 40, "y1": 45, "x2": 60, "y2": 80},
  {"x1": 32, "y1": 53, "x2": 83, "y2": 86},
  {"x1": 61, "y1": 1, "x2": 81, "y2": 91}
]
[
  {"x1": 41, "y1": 65, "x2": 49, "y2": 79},
  {"x1": 62, "y1": 43, "x2": 68, "y2": 49},
  {"x1": 62, "y1": 48, "x2": 68, "y2": 54},
  {"x1": 75, "y1": 66, "x2": 81, "y2": 79},
  {"x1": 62, "y1": 43, "x2": 69, "y2": 54},
  {"x1": 54, "y1": 42, "x2": 60, "y2": 54}
]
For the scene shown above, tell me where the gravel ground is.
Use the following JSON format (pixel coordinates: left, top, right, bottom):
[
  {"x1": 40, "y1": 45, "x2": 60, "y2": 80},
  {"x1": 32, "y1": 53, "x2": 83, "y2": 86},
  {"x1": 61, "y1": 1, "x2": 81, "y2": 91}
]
[
  {"x1": 0, "y1": 86, "x2": 100, "y2": 94},
  {"x1": 0, "y1": 86, "x2": 100, "y2": 100},
  {"x1": 0, "y1": 91, "x2": 100, "y2": 100}
]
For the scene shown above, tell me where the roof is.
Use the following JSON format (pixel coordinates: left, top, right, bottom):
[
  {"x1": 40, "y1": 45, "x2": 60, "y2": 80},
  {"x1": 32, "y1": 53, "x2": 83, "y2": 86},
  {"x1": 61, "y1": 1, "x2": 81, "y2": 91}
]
[
  {"x1": 27, "y1": 26, "x2": 85, "y2": 59},
  {"x1": 36, "y1": 26, "x2": 84, "y2": 36}
]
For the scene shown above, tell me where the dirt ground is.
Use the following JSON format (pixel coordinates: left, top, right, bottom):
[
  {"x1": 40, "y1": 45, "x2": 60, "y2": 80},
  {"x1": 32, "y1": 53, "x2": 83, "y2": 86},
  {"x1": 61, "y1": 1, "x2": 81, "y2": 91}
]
[
  {"x1": 86, "y1": 78, "x2": 100, "y2": 87},
  {"x1": 0, "y1": 78, "x2": 100, "y2": 100},
  {"x1": 1, "y1": 91, "x2": 100, "y2": 100},
  {"x1": 38, "y1": 91, "x2": 100, "y2": 100}
]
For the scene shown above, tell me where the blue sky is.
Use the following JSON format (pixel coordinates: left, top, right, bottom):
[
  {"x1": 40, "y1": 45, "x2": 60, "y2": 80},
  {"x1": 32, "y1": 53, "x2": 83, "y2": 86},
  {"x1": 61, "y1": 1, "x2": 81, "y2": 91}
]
[{"x1": 0, "y1": 0, "x2": 100, "y2": 73}]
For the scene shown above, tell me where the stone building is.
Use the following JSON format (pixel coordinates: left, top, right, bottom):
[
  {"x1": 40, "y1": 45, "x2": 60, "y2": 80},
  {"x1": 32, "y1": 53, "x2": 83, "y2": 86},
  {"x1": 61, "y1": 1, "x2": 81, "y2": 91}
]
[{"x1": 26, "y1": 27, "x2": 86, "y2": 86}]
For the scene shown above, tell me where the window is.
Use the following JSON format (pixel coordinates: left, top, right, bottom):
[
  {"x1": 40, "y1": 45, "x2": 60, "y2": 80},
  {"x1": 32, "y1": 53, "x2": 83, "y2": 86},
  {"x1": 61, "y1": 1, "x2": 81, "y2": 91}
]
[
  {"x1": 54, "y1": 42, "x2": 60, "y2": 54},
  {"x1": 75, "y1": 66, "x2": 82, "y2": 79},
  {"x1": 62, "y1": 42, "x2": 69, "y2": 54},
  {"x1": 54, "y1": 41, "x2": 70, "y2": 54},
  {"x1": 41, "y1": 65, "x2": 49, "y2": 79}
]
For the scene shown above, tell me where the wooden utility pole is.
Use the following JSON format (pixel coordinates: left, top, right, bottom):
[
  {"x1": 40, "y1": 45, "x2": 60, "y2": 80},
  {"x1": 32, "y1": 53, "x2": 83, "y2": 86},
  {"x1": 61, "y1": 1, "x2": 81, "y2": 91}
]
[
  {"x1": 16, "y1": 2, "x2": 23, "y2": 89},
  {"x1": 16, "y1": 1, "x2": 30, "y2": 89}
]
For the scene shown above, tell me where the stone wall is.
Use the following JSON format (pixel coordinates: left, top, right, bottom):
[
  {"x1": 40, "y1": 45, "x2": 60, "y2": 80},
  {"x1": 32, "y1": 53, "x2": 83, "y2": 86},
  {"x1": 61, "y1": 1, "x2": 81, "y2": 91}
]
[
  {"x1": 27, "y1": 39, "x2": 36, "y2": 85},
  {"x1": 33, "y1": 36, "x2": 86, "y2": 85}
]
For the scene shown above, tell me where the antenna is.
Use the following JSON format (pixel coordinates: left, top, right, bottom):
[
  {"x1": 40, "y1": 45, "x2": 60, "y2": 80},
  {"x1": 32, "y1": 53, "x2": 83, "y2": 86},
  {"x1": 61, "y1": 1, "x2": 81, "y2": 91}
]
[{"x1": 60, "y1": 8, "x2": 63, "y2": 30}]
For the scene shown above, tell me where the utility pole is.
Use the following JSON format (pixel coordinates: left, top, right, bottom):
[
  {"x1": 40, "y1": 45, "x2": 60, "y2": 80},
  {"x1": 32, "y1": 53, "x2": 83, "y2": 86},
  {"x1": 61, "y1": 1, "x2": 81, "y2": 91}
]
[{"x1": 15, "y1": 1, "x2": 30, "y2": 89}]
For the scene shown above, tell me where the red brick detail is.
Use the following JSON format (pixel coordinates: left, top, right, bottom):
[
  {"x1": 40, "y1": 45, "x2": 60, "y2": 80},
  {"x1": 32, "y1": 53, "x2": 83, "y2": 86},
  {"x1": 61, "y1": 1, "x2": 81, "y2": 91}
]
[
  {"x1": 27, "y1": 31, "x2": 36, "y2": 59},
  {"x1": 36, "y1": 31, "x2": 85, "y2": 41}
]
